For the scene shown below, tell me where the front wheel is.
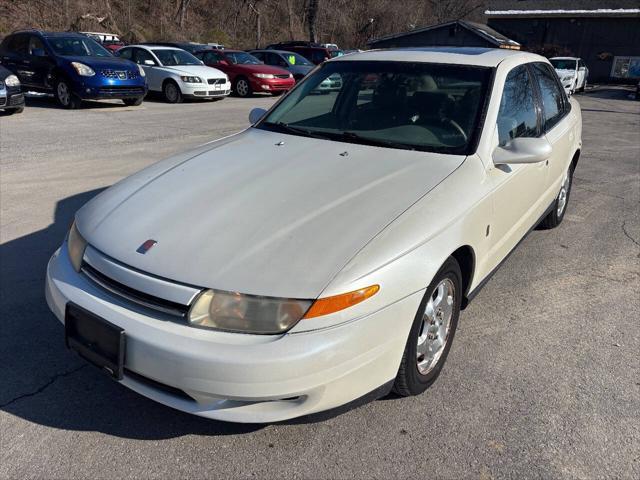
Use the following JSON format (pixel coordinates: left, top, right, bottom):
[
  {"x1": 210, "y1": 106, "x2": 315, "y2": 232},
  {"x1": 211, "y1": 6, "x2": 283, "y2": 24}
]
[
  {"x1": 539, "y1": 166, "x2": 573, "y2": 229},
  {"x1": 163, "y1": 81, "x2": 182, "y2": 103},
  {"x1": 55, "y1": 79, "x2": 80, "y2": 109},
  {"x1": 393, "y1": 257, "x2": 462, "y2": 396},
  {"x1": 234, "y1": 77, "x2": 252, "y2": 98}
]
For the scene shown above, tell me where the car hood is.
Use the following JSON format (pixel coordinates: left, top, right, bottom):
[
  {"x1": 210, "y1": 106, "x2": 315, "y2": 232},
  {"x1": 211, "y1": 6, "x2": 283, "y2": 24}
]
[
  {"x1": 61, "y1": 55, "x2": 137, "y2": 70},
  {"x1": 160, "y1": 65, "x2": 226, "y2": 79},
  {"x1": 77, "y1": 128, "x2": 465, "y2": 298}
]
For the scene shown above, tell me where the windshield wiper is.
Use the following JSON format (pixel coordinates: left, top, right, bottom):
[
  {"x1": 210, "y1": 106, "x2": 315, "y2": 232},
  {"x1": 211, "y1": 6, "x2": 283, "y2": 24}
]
[
  {"x1": 262, "y1": 122, "x2": 328, "y2": 140},
  {"x1": 335, "y1": 131, "x2": 417, "y2": 151}
]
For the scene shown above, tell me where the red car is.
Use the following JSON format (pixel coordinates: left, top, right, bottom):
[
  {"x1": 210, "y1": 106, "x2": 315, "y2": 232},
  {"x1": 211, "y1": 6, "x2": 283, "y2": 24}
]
[{"x1": 194, "y1": 49, "x2": 294, "y2": 97}]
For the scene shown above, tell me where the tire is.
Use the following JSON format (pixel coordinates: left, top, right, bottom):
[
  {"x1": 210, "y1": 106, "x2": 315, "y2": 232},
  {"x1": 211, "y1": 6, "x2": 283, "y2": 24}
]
[
  {"x1": 163, "y1": 80, "x2": 182, "y2": 103},
  {"x1": 122, "y1": 97, "x2": 143, "y2": 106},
  {"x1": 55, "y1": 78, "x2": 80, "y2": 109},
  {"x1": 393, "y1": 257, "x2": 462, "y2": 397},
  {"x1": 234, "y1": 77, "x2": 252, "y2": 98},
  {"x1": 579, "y1": 78, "x2": 587, "y2": 93},
  {"x1": 539, "y1": 165, "x2": 573, "y2": 229}
]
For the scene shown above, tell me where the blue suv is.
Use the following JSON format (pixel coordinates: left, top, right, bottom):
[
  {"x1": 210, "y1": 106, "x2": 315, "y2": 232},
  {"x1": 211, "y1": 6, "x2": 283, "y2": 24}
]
[{"x1": 0, "y1": 30, "x2": 147, "y2": 109}]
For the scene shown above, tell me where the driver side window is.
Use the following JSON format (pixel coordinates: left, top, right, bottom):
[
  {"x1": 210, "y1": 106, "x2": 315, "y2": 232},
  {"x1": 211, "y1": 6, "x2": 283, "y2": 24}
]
[{"x1": 497, "y1": 65, "x2": 538, "y2": 146}]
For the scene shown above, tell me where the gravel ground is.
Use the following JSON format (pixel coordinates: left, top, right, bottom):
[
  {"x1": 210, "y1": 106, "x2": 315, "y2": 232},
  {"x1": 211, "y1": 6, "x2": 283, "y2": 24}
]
[{"x1": 1, "y1": 88, "x2": 638, "y2": 479}]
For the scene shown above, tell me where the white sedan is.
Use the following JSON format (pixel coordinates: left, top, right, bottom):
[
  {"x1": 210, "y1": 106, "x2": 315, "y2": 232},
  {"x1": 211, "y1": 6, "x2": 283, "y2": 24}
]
[
  {"x1": 117, "y1": 45, "x2": 231, "y2": 102},
  {"x1": 550, "y1": 57, "x2": 588, "y2": 94},
  {"x1": 46, "y1": 47, "x2": 582, "y2": 423}
]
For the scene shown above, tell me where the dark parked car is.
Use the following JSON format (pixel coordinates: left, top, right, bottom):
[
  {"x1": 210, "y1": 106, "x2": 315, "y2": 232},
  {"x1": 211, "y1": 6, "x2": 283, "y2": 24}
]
[
  {"x1": 142, "y1": 42, "x2": 208, "y2": 54},
  {"x1": 0, "y1": 65, "x2": 25, "y2": 114},
  {"x1": 249, "y1": 49, "x2": 314, "y2": 81},
  {"x1": 194, "y1": 49, "x2": 294, "y2": 97},
  {"x1": 0, "y1": 30, "x2": 147, "y2": 109},
  {"x1": 265, "y1": 41, "x2": 332, "y2": 65}
]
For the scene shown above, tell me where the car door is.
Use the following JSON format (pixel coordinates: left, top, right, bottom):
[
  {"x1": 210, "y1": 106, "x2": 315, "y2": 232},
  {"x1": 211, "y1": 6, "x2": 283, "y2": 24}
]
[
  {"x1": 27, "y1": 35, "x2": 54, "y2": 88},
  {"x1": 133, "y1": 48, "x2": 162, "y2": 91},
  {"x1": 0, "y1": 34, "x2": 30, "y2": 84},
  {"x1": 530, "y1": 62, "x2": 574, "y2": 201},
  {"x1": 485, "y1": 63, "x2": 549, "y2": 270},
  {"x1": 577, "y1": 59, "x2": 588, "y2": 88}
]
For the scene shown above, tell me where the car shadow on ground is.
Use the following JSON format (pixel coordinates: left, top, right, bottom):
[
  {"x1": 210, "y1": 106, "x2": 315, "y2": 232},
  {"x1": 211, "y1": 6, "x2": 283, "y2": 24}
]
[
  {"x1": 0, "y1": 189, "x2": 267, "y2": 438},
  {"x1": 1, "y1": 188, "x2": 391, "y2": 437},
  {"x1": 23, "y1": 93, "x2": 133, "y2": 110}
]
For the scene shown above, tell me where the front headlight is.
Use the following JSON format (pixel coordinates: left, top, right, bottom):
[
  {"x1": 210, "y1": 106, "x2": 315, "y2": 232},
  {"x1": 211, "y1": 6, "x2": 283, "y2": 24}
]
[
  {"x1": 67, "y1": 221, "x2": 88, "y2": 272},
  {"x1": 71, "y1": 62, "x2": 95, "y2": 77},
  {"x1": 137, "y1": 64, "x2": 146, "y2": 77},
  {"x1": 188, "y1": 290, "x2": 312, "y2": 334},
  {"x1": 253, "y1": 73, "x2": 274, "y2": 79},
  {"x1": 180, "y1": 76, "x2": 202, "y2": 83},
  {"x1": 4, "y1": 74, "x2": 20, "y2": 87}
]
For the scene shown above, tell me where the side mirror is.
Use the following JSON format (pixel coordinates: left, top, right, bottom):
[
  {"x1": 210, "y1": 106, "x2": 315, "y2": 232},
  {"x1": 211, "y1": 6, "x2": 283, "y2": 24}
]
[
  {"x1": 248, "y1": 107, "x2": 267, "y2": 124},
  {"x1": 143, "y1": 59, "x2": 155, "y2": 66},
  {"x1": 32, "y1": 48, "x2": 47, "y2": 57},
  {"x1": 493, "y1": 137, "x2": 552, "y2": 165},
  {"x1": 219, "y1": 60, "x2": 229, "y2": 66}
]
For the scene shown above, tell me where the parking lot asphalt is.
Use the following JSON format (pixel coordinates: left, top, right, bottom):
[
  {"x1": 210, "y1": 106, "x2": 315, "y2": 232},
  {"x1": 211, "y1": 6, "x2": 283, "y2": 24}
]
[{"x1": 1, "y1": 89, "x2": 639, "y2": 479}]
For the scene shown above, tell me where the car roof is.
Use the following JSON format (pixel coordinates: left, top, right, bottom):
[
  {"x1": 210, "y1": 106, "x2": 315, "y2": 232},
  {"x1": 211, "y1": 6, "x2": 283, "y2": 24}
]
[
  {"x1": 550, "y1": 57, "x2": 579, "y2": 60},
  {"x1": 13, "y1": 30, "x2": 88, "y2": 39},
  {"x1": 332, "y1": 47, "x2": 544, "y2": 67},
  {"x1": 252, "y1": 49, "x2": 300, "y2": 56},
  {"x1": 128, "y1": 45, "x2": 184, "y2": 51}
]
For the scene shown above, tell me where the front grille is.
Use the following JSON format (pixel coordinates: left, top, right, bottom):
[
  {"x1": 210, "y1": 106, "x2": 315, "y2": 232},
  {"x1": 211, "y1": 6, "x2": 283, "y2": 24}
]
[
  {"x1": 81, "y1": 262, "x2": 190, "y2": 317},
  {"x1": 274, "y1": 74, "x2": 290, "y2": 79},
  {"x1": 207, "y1": 78, "x2": 226, "y2": 85},
  {"x1": 97, "y1": 87, "x2": 145, "y2": 97},
  {"x1": 0, "y1": 97, "x2": 6, "y2": 107},
  {"x1": 208, "y1": 90, "x2": 229, "y2": 96},
  {"x1": 101, "y1": 69, "x2": 138, "y2": 80}
]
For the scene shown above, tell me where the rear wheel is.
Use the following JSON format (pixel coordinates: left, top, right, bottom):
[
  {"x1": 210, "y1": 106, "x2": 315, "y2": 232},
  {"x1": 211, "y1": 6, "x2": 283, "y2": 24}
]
[
  {"x1": 539, "y1": 166, "x2": 573, "y2": 229},
  {"x1": 163, "y1": 81, "x2": 182, "y2": 103},
  {"x1": 123, "y1": 97, "x2": 143, "y2": 106},
  {"x1": 393, "y1": 257, "x2": 462, "y2": 396},
  {"x1": 234, "y1": 77, "x2": 252, "y2": 98},
  {"x1": 55, "y1": 79, "x2": 80, "y2": 109}
]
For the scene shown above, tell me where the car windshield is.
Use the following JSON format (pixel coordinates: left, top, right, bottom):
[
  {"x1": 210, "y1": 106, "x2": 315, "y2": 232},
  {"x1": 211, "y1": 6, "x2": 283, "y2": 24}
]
[
  {"x1": 283, "y1": 52, "x2": 312, "y2": 66},
  {"x1": 551, "y1": 59, "x2": 577, "y2": 70},
  {"x1": 153, "y1": 49, "x2": 201, "y2": 66},
  {"x1": 48, "y1": 37, "x2": 111, "y2": 57},
  {"x1": 257, "y1": 61, "x2": 492, "y2": 154},
  {"x1": 225, "y1": 51, "x2": 261, "y2": 65}
]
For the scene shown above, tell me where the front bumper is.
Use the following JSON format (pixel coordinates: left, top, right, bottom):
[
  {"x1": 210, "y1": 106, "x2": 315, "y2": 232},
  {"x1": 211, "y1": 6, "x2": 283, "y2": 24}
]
[
  {"x1": 70, "y1": 75, "x2": 148, "y2": 100},
  {"x1": 249, "y1": 76, "x2": 295, "y2": 93},
  {"x1": 45, "y1": 245, "x2": 420, "y2": 423},
  {"x1": 181, "y1": 80, "x2": 231, "y2": 99},
  {"x1": 560, "y1": 77, "x2": 576, "y2": 93},
  {"x1": 0, "y1": 85, "x2": 24, "y2": 109}
]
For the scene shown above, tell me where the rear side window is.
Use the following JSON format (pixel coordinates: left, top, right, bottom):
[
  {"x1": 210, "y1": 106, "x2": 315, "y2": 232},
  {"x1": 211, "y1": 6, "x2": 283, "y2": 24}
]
[
  {"x1": 532, "y1": 63, "x2": 567, "y2": 132},
  {"x1": 118, "y1": 48, "x2": 133, "y2": 60},
  {"x1": 497, "y1": 65, "x2": 538, "y2": 145},
  {"x1": 4, "y1": 34, "x2": 29, "y2": 55}
]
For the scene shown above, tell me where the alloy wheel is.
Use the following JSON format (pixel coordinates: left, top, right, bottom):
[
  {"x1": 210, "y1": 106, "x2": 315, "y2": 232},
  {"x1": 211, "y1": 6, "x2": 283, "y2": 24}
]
[
  {"x1": 57, "y1": 81, "x2": 70, "y2": 106},
  {"x1": 557, "y1": 173, "x2": 570, "y2": 216},
  {"x1": 416, "y1": 278, "x2": 455, "y2": 375},
  {"x1": 236, "y1": 79, "x2": 249, "y2": 97},
  {"x1": 165, "y1": 83, "x2": 179, "y2": 103}
]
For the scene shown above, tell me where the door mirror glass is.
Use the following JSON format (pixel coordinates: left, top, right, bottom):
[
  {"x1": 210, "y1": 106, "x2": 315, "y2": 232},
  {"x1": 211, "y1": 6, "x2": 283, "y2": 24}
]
[
  {"x1": 219, "y1": 59, "x2": 229, "y2": 66},
  {"x1": 493, "y1": 137, "x2": 552, "y2": 165},
  {"x1": 249, "y1": 107, "x2": 267, "y2": 124}
]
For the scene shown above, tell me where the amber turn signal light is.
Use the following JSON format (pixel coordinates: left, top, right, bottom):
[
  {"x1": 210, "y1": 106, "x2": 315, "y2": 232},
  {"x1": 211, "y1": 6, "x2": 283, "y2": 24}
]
[{"x1": 303, "y1": 285, "x2": 380, "y2": 319}]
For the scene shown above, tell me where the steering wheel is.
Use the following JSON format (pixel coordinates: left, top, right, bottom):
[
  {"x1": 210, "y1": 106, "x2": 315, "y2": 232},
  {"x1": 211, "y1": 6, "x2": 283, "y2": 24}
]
[{"x1": 442, "y1": 118, "x2": 468, "y2": 142}]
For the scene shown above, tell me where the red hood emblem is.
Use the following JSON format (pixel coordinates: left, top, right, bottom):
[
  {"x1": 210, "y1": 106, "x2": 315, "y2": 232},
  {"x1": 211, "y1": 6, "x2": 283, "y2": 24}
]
[{"x1": 136, "y1": 239, "x2": 157, "y2": 254}]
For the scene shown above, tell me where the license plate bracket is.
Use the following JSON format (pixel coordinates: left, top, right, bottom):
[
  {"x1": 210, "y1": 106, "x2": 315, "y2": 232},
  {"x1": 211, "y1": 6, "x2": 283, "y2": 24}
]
[{"x1": 65, "y1": 303, "x2": 125, "y2": 380}]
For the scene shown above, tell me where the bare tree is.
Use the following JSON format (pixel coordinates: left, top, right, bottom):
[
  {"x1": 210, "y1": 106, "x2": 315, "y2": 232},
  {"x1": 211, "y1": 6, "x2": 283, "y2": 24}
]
[
  {"x1": 307, "y1": 0, "x2": 319, "y2": 42},
  {"x1": 176, "y1": 0, "x2": 192, "y2": 28}
]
